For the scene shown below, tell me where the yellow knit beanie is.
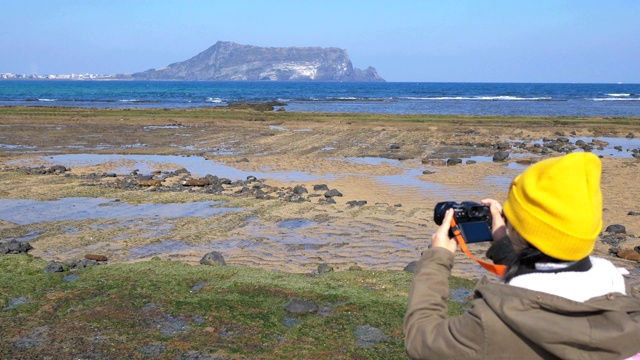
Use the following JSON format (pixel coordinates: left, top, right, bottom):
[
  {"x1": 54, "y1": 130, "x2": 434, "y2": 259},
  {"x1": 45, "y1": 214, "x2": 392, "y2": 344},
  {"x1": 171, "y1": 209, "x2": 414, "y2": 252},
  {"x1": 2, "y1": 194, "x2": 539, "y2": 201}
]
[{"x1": 503, "y1": 152, "x2": 602, "y2": 261}]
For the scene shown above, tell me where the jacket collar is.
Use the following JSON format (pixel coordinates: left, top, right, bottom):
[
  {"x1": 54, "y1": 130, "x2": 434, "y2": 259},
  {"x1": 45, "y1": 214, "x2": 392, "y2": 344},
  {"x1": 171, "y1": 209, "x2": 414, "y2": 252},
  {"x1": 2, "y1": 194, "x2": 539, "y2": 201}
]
[{"x1": 507, "y1": 257, "x2": 626, "y2": 302}]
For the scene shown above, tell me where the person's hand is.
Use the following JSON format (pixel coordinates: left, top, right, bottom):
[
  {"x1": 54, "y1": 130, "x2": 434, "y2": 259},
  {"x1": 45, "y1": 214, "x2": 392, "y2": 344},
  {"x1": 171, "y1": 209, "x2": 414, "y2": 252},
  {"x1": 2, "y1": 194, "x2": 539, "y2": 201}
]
[
  {"x1": 481, "y1": 198, "x2": 507, "y2": 241},
  {"x1": 431, "y1": 208, "x2": 458, "y2": 254}
]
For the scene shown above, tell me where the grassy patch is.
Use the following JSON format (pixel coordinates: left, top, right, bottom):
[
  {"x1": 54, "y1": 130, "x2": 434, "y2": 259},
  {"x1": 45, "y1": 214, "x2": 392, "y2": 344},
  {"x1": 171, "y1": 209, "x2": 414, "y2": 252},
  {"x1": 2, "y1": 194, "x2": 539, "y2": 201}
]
[{"x1": 0, "y1": 254, "x2": 474, "y2": 359}]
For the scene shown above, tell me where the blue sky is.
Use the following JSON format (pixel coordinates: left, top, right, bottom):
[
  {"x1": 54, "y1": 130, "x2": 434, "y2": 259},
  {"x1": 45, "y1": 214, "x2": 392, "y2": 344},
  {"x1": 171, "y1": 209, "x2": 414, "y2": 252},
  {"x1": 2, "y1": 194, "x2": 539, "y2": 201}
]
[{"x1": 1, "y1": 1, "x2": 639, "y2": 83}]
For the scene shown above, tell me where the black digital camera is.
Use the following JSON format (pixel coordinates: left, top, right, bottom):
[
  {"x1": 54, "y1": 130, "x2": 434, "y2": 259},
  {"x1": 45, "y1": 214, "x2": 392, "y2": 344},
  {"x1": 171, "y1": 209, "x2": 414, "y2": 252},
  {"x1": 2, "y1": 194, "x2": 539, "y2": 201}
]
[{"x1": 433, "y1": 201, "x2": 493, "y2": 243}]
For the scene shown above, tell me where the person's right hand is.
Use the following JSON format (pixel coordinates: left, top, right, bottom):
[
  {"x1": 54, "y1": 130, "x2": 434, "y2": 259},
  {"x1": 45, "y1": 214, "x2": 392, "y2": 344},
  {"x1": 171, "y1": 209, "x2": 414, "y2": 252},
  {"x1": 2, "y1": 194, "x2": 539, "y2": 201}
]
[{"x1": 481, "y1": 198, "x2": 507, "y2": 241}]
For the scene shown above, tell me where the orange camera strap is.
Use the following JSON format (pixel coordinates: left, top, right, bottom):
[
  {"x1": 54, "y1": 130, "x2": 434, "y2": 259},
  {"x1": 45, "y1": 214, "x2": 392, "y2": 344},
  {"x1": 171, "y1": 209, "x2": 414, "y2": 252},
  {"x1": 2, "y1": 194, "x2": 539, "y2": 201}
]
[{"x1": 450, "y1": 219, "x2": 507, "y2": 277}]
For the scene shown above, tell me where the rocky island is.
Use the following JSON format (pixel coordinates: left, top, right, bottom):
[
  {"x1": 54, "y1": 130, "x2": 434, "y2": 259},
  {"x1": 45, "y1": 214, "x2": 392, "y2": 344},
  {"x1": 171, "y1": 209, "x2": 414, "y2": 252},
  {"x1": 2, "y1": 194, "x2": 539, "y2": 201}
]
[{"x1": 127, "y1": 41, "x2": 385, "y2": 82}]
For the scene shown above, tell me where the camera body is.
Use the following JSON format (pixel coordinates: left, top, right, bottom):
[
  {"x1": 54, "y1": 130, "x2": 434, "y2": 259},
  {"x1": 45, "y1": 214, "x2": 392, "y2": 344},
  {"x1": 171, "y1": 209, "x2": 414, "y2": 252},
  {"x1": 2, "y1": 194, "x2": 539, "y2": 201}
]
[{"x1": 433, "y1": 201, "x2": 493, "y2": 243}]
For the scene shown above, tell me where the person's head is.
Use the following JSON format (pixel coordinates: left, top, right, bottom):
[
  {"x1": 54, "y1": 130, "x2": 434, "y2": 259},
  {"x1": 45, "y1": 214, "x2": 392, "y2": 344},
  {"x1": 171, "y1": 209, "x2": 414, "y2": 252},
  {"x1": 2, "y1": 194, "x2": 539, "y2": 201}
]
[{"x1": 502, "y1": 152, "x2": 602, "y2": 270}]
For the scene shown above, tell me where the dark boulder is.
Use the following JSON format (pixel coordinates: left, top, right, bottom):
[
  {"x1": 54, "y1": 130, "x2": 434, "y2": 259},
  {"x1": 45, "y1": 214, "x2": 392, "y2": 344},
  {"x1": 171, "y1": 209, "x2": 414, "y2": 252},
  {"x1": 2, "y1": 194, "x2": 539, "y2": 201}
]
[
  {"x1": 285, "y1": 299, "x2": 318, "y2": 314},
  {"x1": 354, "y1": 325, "x2": 386, "y2": 348},
  {"x1": 313, "y1": 184, "x2": 330, "y2": 191},
  {"x1": 68, "y1": 258, "x2": 98, "y2": 270},
  {"x1": 293, "y1": 185, "x2": 308, "y2": 195},
  {"x1": 44, "y1": 262, "x2": 65, "y2": 273},
  {"x1": 447, "y1": 158, "x2": 462, "y2": 166},
  {"x1": 493, "y1": 151, "x2": 510, "y2": 162},
  {"x1": 235, "y1": 186, "x2": 251, "y2": 195},
  {"x1": 605, "y1": 224, "x2": 626, "y2": 234},
  {"x1": 0, "y1": 240, "x2": 33, "y2": 254},
  {"x1": 49, "y1": 165, "x2": 67, "y2": 174},
  {"x1": 200, "y1": 251, "x2": 226, "y2": 266},
  {"x1": 494, "y1": 142, "x2": 510, "y2": 150},
  {"x1": 346, "y1": 200, "x2": 367, "y2": 207},
  {"x1": 317, "y1": 263, "x2": 334, "y2": 274},
  {"x1": 322, "y1": 197, "x2": 337, "y2": 205},
  {"x1": 324, "y1": 189, "x2": 343, "y2": 198},
  {"x1": 600, "y1": 233, "x2": 628, "y2": 246}
]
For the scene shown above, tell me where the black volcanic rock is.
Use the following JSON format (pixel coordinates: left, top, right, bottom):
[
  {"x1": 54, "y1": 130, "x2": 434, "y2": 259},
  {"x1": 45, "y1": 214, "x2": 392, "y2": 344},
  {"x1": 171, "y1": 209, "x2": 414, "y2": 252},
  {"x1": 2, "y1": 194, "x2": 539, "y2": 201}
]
[{"x1": 130, "y1": 41, "x2": 385, "y2": 82}]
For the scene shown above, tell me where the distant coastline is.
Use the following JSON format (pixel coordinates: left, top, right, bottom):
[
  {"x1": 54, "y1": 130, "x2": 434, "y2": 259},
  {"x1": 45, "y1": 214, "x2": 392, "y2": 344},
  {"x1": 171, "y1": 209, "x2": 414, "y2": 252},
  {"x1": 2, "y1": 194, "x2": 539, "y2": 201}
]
[{"x1": 1, "y1": 73, "x2": 119, "y2": 80}]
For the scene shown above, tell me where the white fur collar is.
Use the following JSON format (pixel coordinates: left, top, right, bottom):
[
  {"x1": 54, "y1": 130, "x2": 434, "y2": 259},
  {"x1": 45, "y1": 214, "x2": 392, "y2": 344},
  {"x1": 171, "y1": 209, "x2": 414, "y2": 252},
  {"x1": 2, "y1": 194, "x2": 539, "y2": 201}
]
[{"x1": 508, "y1": 256, "x2": 627, "y2": 302}]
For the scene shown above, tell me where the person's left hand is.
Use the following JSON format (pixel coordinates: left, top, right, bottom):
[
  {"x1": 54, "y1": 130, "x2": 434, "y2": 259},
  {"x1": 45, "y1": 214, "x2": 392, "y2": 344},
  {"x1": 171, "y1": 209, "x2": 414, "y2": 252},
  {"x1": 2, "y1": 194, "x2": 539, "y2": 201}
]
[{"x1": 431, "y1": 208, "x2": 458, "y2": 254}]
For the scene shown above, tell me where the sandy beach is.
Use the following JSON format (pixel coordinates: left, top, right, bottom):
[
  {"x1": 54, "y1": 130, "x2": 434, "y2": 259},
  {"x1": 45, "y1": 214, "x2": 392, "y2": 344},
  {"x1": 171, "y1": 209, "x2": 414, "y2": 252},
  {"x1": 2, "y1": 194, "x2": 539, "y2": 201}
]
[{"x1": 1, "y1": 107, "x2": 639, "y2": 286}]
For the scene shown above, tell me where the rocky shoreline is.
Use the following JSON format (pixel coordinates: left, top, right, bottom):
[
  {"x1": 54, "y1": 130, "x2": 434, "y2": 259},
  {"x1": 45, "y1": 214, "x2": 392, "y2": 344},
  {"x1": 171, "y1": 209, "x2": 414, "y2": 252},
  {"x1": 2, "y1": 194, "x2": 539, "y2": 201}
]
[{"x1": 0, "y1": 108, "x2": 639, "y2": 290}]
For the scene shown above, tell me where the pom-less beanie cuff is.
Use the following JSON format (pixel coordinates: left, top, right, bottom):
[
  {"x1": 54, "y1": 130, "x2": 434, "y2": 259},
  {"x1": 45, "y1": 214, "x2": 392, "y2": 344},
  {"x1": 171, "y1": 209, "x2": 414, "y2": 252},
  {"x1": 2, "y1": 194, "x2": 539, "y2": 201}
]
[{"x1": 503, "y1": 153, "x2": 602, "y2": 261}]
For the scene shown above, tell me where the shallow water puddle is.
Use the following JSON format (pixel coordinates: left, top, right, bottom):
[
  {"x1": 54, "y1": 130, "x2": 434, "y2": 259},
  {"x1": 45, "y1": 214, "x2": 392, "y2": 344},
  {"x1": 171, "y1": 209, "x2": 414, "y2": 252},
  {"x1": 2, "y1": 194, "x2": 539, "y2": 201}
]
[
  {"x1": 90, "y1": 219, "x2": 174, "y2": 238},
  {"x1": 342, "y1": 157, "x2": 404, "y2": 166},
  {"x1": 143, "y1": 125, "x2": 188, "y2": 130},
  {"x1": 226, "y1": 217, "x2": 423, "y2": 270},
  {"x1": 129, "y1": 240, "x2": 205, "y2": 258},
  {"x1": 11, "y1": 154, "x2": 331, "y2": 182},
  {"x1": 268, "y1": 125, "x2": 312, "y2": 132},
  {"x1": 278, "y1": 219, "x2": 318, "y2": 229},
  {"x1": 373, "y1": 167, "x2": 514, "y2": 200},
  {"x1": 0, "y1": 143, "x2": 37, "y2": 150},
  {"x1": 0, "y1": 197, "x2": 241, "y2": 225},
  {"x1": 338, "y1": 157, "x2": 469, "y2": 197},
  {"x1": 4, "y1": 230, "x2": 42, "y2": 242}
]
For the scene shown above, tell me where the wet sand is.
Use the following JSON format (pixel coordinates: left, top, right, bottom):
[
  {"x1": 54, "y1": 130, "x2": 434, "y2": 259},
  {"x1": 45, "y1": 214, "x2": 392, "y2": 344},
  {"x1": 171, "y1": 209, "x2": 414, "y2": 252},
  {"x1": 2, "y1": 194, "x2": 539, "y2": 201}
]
[{"x1": 0, "y1": 107, "x2": 639, "y2": 285}]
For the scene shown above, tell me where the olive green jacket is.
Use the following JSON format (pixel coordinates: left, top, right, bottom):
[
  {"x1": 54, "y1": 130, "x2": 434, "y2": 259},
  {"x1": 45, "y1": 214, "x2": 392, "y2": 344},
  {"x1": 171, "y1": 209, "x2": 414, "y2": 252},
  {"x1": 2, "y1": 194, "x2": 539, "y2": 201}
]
[{"x1": 404, "y1": 248, "x2": 640, "y2": 360}]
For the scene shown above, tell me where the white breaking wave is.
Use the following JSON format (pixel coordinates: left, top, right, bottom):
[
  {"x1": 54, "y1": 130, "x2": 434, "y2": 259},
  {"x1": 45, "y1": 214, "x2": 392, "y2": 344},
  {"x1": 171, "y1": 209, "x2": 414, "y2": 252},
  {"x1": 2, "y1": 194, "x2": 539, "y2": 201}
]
[
  {"x1": 401, "y1": 96, "x2": 552, "y2": 101},
  {"x1": 206, "y1": 97, "x2": 223, "y2": 103},
  {"x1": 37, "y1": 98, "x2": 56, "y2": 102},
  {"x1": 592, "y1": 97, "x2": 640, "y2": 101},
  {"x1": 607, "y1": 93, "x2": 631, "y2": 97}
]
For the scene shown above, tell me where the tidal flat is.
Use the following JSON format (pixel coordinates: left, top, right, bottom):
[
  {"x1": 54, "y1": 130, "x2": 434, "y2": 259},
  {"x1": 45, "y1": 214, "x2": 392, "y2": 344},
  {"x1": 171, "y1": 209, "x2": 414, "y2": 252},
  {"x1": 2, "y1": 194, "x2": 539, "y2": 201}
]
[{"x1": 0, "y1": 107, "x2": 639, "y2": 358}]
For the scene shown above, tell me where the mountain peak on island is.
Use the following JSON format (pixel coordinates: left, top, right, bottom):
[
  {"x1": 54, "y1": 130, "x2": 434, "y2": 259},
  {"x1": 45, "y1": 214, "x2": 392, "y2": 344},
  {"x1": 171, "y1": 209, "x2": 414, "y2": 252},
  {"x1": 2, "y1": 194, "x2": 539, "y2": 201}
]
[{"x1": 130, "y1": 41, "x2": 385, "y2": 82}]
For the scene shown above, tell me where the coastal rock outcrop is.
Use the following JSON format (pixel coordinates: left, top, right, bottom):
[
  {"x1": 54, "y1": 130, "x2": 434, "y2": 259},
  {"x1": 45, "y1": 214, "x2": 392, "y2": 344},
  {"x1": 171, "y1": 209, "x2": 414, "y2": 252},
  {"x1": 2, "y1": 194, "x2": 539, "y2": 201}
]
[
  {"x1": 129, "y1": 41, "x2": 385, "y2": 82},
  {"x1": 0, "y1": 240, "x2": 33, "y2": 254}
]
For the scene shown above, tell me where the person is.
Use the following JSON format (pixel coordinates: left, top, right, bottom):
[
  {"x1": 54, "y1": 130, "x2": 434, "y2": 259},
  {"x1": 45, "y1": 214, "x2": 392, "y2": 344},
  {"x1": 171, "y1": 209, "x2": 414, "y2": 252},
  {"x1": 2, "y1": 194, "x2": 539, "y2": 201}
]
[{"x1": 404, "y1": 152, "x2": 640, "y2": 360}]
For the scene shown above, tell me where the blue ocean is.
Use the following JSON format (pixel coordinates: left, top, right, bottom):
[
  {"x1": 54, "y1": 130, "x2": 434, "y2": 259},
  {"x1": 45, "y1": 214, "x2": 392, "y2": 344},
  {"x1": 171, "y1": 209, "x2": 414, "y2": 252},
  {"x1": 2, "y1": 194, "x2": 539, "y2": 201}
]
[{"x1": 1, "y1": 80, "x2": 640, "y2": 117}]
